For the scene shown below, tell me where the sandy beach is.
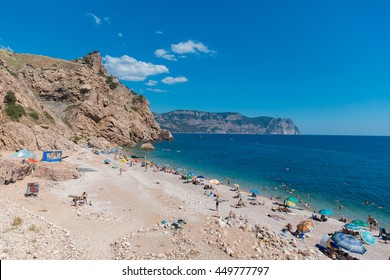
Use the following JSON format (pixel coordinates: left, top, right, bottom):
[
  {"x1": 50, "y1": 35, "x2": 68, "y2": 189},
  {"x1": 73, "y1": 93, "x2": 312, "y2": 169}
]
[{"x1": 0, "y1": 148, "x2": 388, "y2": 260}]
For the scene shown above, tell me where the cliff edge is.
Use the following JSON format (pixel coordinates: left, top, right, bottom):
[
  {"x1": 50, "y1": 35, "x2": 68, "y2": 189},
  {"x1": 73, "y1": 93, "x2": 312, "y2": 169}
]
[{"x1": 0, "y1": 49, "x2": 172, "y2": 151}]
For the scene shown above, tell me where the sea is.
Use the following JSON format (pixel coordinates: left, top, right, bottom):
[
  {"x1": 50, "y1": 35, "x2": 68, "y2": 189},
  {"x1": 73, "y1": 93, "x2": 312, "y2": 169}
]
[{"x1": 133, "y1": 134, "x2": 390, "y2": 228}]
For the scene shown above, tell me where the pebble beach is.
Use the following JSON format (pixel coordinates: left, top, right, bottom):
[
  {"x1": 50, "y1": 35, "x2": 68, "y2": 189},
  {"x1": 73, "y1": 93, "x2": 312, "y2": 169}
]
[{"x1": 0, "y1": 148, "x2": 389, "y2": 260}]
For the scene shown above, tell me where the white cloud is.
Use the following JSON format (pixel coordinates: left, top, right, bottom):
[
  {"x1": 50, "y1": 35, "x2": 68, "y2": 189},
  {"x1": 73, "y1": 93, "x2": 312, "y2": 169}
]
[
  {"x1": 146, "y1": 80, "x2": 158, "y2": 86},
  {"x1": 103, "y1": 55, "x2": 169, "y2": 82},
  {"x1": 161, "y1": 76, "x2": 188, "y2": 85},
  {"x1": 0, "y1": 45, "x2": 13, "y2": 52},
  {"x1": 147, "y1": 88, "x2": 168, "y2": 93},
  {"x1": 86, "y1": 13, "x2": 101, "y2": 25},
  {"x1": 171, "y1": 40, "x2": 214, "y2": 54},
  {"x1": 118, "y1": 32, "x2": 123, "y2": 37},
  {"x1": 154, "y1": 49, "x2": 177, "y2": 61},
  {"x1": 156, "y1": 30, "x2": 163, "y2": 35}
]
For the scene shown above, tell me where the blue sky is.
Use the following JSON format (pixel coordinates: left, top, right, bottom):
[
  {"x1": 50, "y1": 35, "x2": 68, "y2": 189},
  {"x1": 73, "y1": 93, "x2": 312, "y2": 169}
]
[{"x1": 1, "y1": 0, "x2": 390, "y2": 135}]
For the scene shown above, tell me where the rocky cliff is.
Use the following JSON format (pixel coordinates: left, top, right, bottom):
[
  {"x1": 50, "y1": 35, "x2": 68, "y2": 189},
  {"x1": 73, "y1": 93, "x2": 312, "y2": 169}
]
[
  {"x1": 153, "y1": 110, "x2": 300, "y2": 135},
  {"x1": 0, "y1": 49, "x2": 172, "y2": 151}
]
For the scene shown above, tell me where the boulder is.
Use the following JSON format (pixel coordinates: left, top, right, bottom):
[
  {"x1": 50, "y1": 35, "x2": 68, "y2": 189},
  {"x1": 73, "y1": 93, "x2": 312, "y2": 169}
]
[
  {"x1": 0, "y1": 158, "x2": 34, "y2": 185},
  {"x1": 140, "y1": 143, "x2": 155, "y2": 150}
]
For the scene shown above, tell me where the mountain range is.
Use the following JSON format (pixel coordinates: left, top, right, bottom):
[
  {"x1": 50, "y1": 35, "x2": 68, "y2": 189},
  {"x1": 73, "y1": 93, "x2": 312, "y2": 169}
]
[{"x1": 153, "y1": 110, "x2": 300, "y2": 135}]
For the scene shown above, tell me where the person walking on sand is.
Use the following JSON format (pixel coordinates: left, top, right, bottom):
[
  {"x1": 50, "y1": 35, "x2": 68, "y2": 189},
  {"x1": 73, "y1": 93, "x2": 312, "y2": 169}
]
[
  {"x1": 119, "y1": 167, "x2": 123, "y2": 175},
  {"x1": 216, "y1": 196, "x2": 220, "y2": 211}
]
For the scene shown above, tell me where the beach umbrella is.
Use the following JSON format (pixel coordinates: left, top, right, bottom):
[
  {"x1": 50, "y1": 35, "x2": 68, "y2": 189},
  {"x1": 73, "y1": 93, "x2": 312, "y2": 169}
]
[
  {"x1": 286, "y1": 197, "x2": 299, "y2": 203},
  {"x1": 351, "y1": 220, "x2": 369, "y2": 228},
  {"x1": 209, "y1": 179, "x2": 220, "y2": 185},
  {"x1": 186, "y1": 175, "x2": 194, "y2": 181},
  {"x1": 286, "y1": 200, "x2": 297, "y2": 208},
  {"x1": 331, "y1": 232, "x2": 366, "y2": 254},
  {"x1": 297, "y1": 220, "x2": 313, "y2": 233},
  {"x1": 249, "y1": 189, "x2": 259, "y2": 195},
  {"x1": 360, "y1": 230, "x2": 377, "y2": 245},
  {"x1": 103, "y1": 159, "x2": 111, "y2": 164},
  {"x1": 234, "y1": 184, "x2": 240, "y2": 187},
  {"x1": 187, "y1": 172, "x2": 196, "y2": 177},
  {"x1": 344, "y1": 223, "x2": 361, "y2": 231},
  {"x1": 319, "y1": 209, "x2": 334, "y2": 216},
  {"x1": 197, "y1": 175, "x2": 205, "y2": 179},
  {"x1": 319, "y1": 235, "x2": 331, "y2": 248},
  {"x1": 176, "y1": 168, "x2": 183, "y2": 172}
]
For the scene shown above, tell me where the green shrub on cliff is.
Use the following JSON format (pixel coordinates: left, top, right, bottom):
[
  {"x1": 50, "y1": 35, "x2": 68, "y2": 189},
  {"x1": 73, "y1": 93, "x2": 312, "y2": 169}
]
[
  {"x1": 5, "y1": 103, "x2": 26, "y2": 121},
  {"x1": 4, "y1": 90, "x2": 17, "y2": 104},
  {"x1": 28, "y1": 110, "x2": 39, "y2": 120},
  {"x1": 4, "y1": 91, "x2": 26, "y2": 121},
  {"x1": 105, "y1": 76, "x2": 118, "y2": 90}
]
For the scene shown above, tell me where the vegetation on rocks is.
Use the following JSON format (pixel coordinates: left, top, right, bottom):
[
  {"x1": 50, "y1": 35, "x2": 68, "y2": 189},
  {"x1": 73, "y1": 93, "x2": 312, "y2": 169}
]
[
  {"x1": 105, "y1": 76, "x2": 118, "y2": 90},
  {"x1": 4, "y1": 91, "x2": 26, "y2": 121}
]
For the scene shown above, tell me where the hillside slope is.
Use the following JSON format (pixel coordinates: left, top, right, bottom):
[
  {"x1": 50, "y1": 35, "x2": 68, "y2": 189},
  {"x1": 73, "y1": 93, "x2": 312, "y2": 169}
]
[{"x1": 0, "y1": 49, "x2": 172, "y2": 150}]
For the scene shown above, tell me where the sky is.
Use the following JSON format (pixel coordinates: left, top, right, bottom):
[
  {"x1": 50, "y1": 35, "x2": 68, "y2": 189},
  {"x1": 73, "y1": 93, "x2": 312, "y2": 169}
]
[{"x1": 1, "y1": 0, "x2": 390, "y2": 135}]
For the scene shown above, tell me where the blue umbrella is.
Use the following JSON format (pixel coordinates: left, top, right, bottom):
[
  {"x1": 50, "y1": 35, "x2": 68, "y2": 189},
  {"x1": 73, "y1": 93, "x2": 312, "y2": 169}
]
[
  {"x1": 331, "y1": 232, "x2": 366, "y2": 254},
  {"x1": 360, "y1": 230, "x2": 377, "y2": 245},
  {"x1": 176, "y1": 168, "x2": 183, "y2": 172},
  {"x1": 344, "y1": 223, "x2": 361, "y2": 231},
  {"x1": 249, "y1": 189, "x2": 259, "y2": 195},
  {"x1": 197, "y1": 175, "x2": 205, "y2": 179},
  {"x1": 187, "y1": 172, "x2": 196, "y2": 177},
  {"x1": 319, "y1": 209, "x2": 334, "y2": 216},
  {"x1": 103, "y1": 159, "x2": 111, "y2": 164}
]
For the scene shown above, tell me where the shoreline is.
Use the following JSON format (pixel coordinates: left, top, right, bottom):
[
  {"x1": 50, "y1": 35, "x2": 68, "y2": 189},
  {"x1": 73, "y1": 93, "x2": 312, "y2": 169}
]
[
  {"x1": 146, "y1": 134, "x2": 390, "y2": 229},
  {"x1": 0, "y1": 148, "x2": 389, "y2": 260}
]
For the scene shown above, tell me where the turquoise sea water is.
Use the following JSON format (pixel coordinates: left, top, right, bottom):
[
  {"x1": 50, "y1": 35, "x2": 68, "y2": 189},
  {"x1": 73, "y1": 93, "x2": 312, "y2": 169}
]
[{"x1": 137, "y1": 134, "x2": 390, "y2": 228}]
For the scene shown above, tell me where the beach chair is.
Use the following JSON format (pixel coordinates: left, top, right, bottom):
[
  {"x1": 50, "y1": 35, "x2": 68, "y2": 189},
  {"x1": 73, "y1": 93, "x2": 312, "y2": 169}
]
[
  {"x1": 379, "y1": 227, "x2": 390, "y2": 240},
  {"x1": 25, "y1": 183, "x2": 39, "y2": 197}
]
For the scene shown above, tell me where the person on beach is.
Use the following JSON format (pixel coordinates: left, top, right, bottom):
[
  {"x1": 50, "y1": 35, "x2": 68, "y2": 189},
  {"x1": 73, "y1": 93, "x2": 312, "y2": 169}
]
[
  {"x1": 339, "y1": 205, "x2": 343, "y2": 210},
  {"x1": 237, "y1": 198, "x2": 246, "y2": 207},
  {"x1": 119, "y1": 167, "x2": 123, "y2": 175},
  {"x1": 216, "y1": 196, "x2": 220, "y2": 211},
  {"x1": 227, "y1": 179, "x2": 230, "y2": 186},
  {"x1": 368, "y1": 215, "x2": 379, "y2": 231}
]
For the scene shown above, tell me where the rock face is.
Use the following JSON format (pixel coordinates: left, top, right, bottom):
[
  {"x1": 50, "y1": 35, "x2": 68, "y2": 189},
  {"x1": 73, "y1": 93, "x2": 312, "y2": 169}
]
[
  {"x1": 154, "y1": 110, "x2": 300, "y2": 135},
  {"x1": 0, "y1": 49, "x2": 172, "y2": 151},
  {"x1": 0, "y1": 158, "x2": 34, "y2": 185}
]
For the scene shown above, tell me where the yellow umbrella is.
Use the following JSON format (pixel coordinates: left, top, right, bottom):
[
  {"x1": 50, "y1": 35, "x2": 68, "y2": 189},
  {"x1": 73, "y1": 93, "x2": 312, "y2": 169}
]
[
  {"x1": 297, "y1": 220, "x2": 314, "y2": 233},
  {"x1": 209, "y1": 179, "x2": 220, "y2": 185},
  {"x1": 234, "y1": 184, "x2": 240, "y2": 187},
  {"x1": 286, "y1": 200, "x2": 296, "y2": 207}
]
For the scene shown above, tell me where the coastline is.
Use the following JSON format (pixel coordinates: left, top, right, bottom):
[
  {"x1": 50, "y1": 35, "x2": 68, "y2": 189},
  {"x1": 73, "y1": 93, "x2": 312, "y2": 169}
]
[
  {"x1": 147, "y1": 134, "x2": 390, "y2": 229},
  {"x1": 0, "y1": 148, "x2": 388, "y2": 260}
]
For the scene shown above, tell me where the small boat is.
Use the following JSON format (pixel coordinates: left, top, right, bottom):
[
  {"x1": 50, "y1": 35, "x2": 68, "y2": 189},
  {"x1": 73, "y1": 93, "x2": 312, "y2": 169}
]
[{"x1": 130, "y1": 154, "x2": 146, "y2": 159}]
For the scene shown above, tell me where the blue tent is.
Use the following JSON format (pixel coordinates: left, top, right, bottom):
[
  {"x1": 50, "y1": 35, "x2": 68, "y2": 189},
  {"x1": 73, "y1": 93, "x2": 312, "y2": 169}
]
[{"x1": 42, "y1": 150, "x2": 62, "y2": 162}]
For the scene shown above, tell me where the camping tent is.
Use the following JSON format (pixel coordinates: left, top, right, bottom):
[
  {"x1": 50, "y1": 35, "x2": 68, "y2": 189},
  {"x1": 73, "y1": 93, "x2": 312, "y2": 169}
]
[
  {"x1": 10, "y1": 150, "x2": 36, "y2": 159},
  {"x1": 42, "y1": 150, "x2": 62, "y2": 162}
]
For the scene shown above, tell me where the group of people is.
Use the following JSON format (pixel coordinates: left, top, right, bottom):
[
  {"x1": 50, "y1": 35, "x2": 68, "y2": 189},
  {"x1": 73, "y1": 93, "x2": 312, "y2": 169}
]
[{"x1": 311, "y1": 211, "x2": 328, "y2": 222}]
